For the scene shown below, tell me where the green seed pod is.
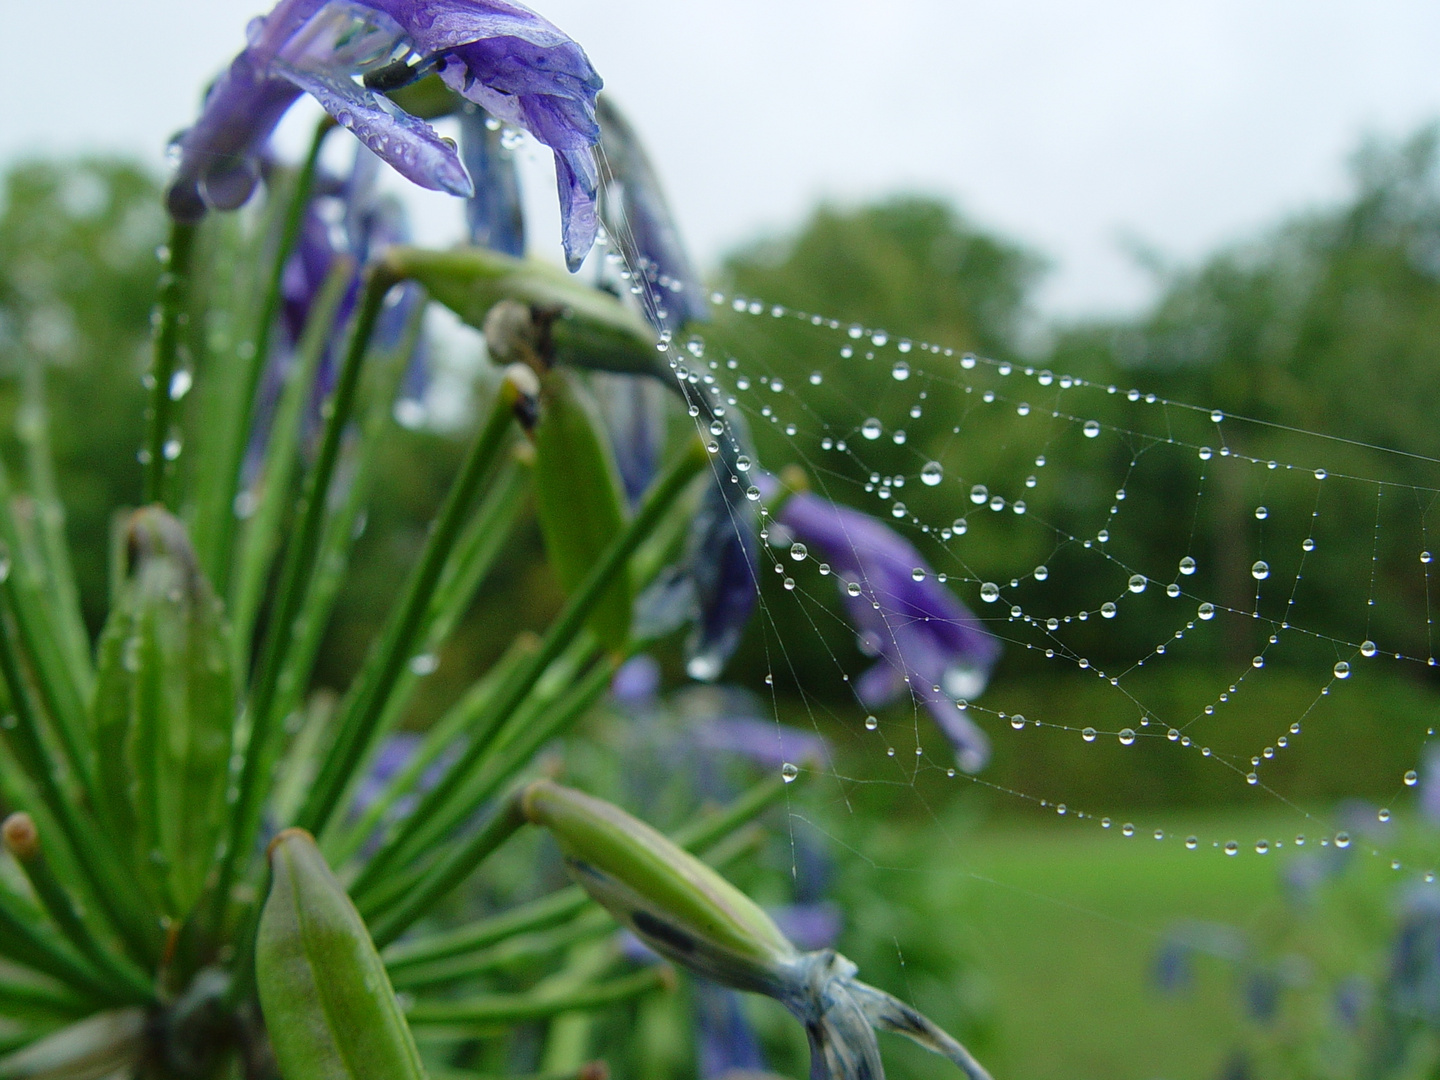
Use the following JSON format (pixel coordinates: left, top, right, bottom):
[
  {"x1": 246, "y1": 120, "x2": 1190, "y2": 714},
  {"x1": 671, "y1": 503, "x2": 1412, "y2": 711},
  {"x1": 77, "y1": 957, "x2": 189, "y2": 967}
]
[
  {"x1": 257, "y1": 829, "x2": 427, "y2": 1080},
  {"x1": 531, "y1": 372, "x2": 632, "y2": 653},
  {"x1": 90, "y1": 508, "x2": 234, "y2": 918},
  {"x1": 520, "y1": 781, "x2": 798, "y2": 995}
]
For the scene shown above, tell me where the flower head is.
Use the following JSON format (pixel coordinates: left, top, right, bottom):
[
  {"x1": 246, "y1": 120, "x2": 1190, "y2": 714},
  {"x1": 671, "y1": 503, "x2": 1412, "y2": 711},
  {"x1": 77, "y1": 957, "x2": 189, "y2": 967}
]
[
  {"x1": 167, "y1": 0, "x2": 601, "y2": 269},
  {"x1": 776, "y1": 492, "x2": 1001, "y2": 773}
]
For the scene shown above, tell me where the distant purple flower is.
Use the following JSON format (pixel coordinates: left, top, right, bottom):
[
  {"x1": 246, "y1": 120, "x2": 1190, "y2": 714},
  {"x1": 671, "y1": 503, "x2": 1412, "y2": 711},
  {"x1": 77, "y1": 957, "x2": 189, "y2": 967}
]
[
  {"x1": 459, "y1": 105, "x2": 526, "y2": 256},
  {"x1": 1421, "y1": 745, "x2": 1440, "y2": 826},
  {"x1": 596, "y1": 96, "x2": 709, "y2": 334},
  {"x1": 610, "y1": 654, "x2": 662, "y2": 711},
  {"x1": 695, "y1": 715, "x2": 829, "y2": 772},
  {"x1": 167, "y1": 0, "x2": 602, "y2": 269},
  {"x1": 590, "y1": 373, "x2": 669, "y2": 508},
  {"x1": 695, "y1": 981, "x2": 768, "y2": 1080},
  {"x1": 777, "y1": 493, "x2": 1002, "y2": 773}
]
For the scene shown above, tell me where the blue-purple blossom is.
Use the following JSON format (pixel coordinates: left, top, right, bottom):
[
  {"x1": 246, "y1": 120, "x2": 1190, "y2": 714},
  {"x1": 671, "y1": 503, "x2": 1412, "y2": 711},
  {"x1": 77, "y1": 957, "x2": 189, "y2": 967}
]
[
  {"x1": 167, "y1": 0, "x2": 601, "y2": 269},
  {"x1": 776, "y1": 492, "x2": 1001, "y2": 773},
  {"x1": 596, "y1": 96, "x2": 709, "y2": 334},
  {"x1": 590, "y1": 373, "x2": 669, "y2": 508}
]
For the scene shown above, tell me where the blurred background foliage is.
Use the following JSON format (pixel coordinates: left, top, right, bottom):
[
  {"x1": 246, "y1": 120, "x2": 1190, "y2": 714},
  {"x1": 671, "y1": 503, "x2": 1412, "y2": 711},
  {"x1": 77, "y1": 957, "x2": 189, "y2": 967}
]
[{"x1": 6, "y1": 126, "x2": 1440, "y2": 1079}]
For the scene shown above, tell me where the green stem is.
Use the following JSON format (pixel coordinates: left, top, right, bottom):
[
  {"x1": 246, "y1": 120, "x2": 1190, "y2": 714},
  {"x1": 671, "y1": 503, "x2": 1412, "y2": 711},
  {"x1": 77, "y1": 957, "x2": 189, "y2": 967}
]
[
  {"x1": 7, "y1": 834, "x2": 153, "y2": 1002},
  {"x1": 351, "y1": 438, "x2": 707, "y2": 895},
  {"x1": 364, "y1": 794, "x2": 527, "y2": 948},
  {"x1": 229, "y1": 255, "x2": 355, "y2": 675},
  {"x1": 0, "y1": 977, "x2": 92, "y2": 1022},
  {"x1": 208, "y1": 116, "x2": 332, "y2": 594},
  {"x1": 0, "y1": 886, "x2": 127, "y2": 1005},
  {"x1": 211, "y1": 265, "x2": 397, "y2": 933},
  {"x1": 405, "y1": 965, "x2": 669, "y2": 1029},
  {"x1": 143, "y1": 219, "x2": 199, "y2": 507},
  {"x1": 296, "y1": 381, "x2": 520, "y2": 839},
  {"x1": 388, "y1": 910, "x2": 612, "y2": 991},
  {"x1": 0, "y1": 588, "x2": 157, "y2": 967}
]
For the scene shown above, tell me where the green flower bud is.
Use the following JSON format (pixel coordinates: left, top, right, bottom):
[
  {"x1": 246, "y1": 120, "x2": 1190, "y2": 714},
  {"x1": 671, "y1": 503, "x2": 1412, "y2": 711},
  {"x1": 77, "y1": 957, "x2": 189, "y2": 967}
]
[
  {"x1": 520, "y1": 782, "x2": 993, "y2": 1080},
  {"x1": 90, "y1": 508, "x2": 235, "y2": 918},
  {"x1": 520, "y1": 780, "x2": 798, "y2": 995},
  {"x1": 257, "y1": 829, "x2": 427, "y2": 1080}
]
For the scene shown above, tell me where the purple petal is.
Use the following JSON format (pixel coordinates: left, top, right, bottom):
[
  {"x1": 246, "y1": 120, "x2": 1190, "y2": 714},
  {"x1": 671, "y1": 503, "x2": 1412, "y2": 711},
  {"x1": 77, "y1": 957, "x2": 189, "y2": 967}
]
[
  {"x1": 611, "y1": 654, "x2": 662, "y2": 711},
  {"x1": 276, "y1": 61, "x2": 473, "y2": 196},
  {"x1": 694, "y1": 716, "x2": 830, "y2": 771},
  {"x1": 770, "y1": 903, "x2": 842, "y2": 952},
  {"x1": 459, "y1": 106, "x2": 526, "y2": 256}
]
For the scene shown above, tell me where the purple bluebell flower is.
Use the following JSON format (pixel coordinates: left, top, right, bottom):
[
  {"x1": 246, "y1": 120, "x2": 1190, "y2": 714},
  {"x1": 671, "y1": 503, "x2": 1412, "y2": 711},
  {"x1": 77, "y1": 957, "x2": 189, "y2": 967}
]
[
  {"x1": 610, "y1": 654, "x2": 662, "y2": 712},
  {"x1": 459, "y1": 105, "x2": 526, "y2": 256},
  {"x1": 776, "y1": 493, "x2": 1002, "y2": 773},
  {"x1": 590, "y1": 373, "x2": 669, "y2": 508},
  {"x1": 694, "y1": 980, "x2": 768, "y2": 1080},
  {"x1": 1420, "y1": 745, "x2": 1440, "y2": 826},
  {"x1": 596, "y1": 96, "x2": 709, "y2": 334},
  {"x1": 167, "y1": 0, "x2": 602, "y2": 270}
]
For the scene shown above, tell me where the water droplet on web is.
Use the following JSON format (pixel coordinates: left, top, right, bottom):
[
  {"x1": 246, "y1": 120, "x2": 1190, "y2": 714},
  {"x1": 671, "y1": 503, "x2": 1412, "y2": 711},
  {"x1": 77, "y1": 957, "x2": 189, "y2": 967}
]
[
  {"x1": 1016, "y1": 402, "x2": 1031, "y2": 417},
  {"x1": 990, "y1": 495, "x2": 1006, "y2": 512},
  {"x1": 1361, "y1": 640, "x2": 1377, "y2": 657},
  {"x1": 864, "y1": 715, "x2": 878, "y2": 731},
  {"x1": 1406, "y1": 770, "x2": 1419, "y2": 786},
  {"x1": 163, "y1": 438, "x2": 182, "y2": 461},
  {"x1": 1100, "y1": 602, "x2": 1116, "y2": 619},
  {"x1": 1252, "y1": 655, "x2": 1265, "y2": 669},
  {"x1": 1082, "y1": 727, "x2": 1097, "y2": 742},
  {"x1": 1334, "y1": 661, "x2": 1350, "y2": 679},
  {"x1": 1083, "y1": 420, "x2": 1101, "y2": 438},
  {"x1": 735, "y1": 455, "x2": 752, "y2": 473},
  {"x1": 1379, "y1": 807, "x2": 1391, "y2": 822},
  {"x1": 1010, "y1": 715, "x2": 1026, "y2": 730},
  {"x1": 1184, "y1": 836, "x2": 1198, "y2": 850},
  {"x1": 1127, "y1": 574, "x2": 1147, "y2": 594},
  {"x1": 890, "y1": 502, "x2": 907, "y2": 519},
  {"x1": 1251, "y1": 561, "x2": 1270, "y2": 580},
  {"x1": 781, "y1": 762, "x2": 799, "y2": 782},
  {"x1": 1198, "y1": 603, "x2": 1215, "y2": 620},
  {"x1": 1423, "y1": 550, "x2": 1434, "y2": 564},
  {"x1": 1314, "y1": 468, "x2": 1328, "y2": 480},
  {"x1": 846, "y1": 581, "x2": 862, "y2": 597},
  {"x1": 1254, "y1": 506, "x2": 1268, "y2": 520},
  {"x1": 970, "y1": 485, "x2": 988, "y2": 505},
  {"x1": 920, "y1": 461, "x2": 943, "y2": 486},
  {"x1": 1118, "y1": 728, "x2": 1136, "y2": 746},
  {"x1": 1046, "y1": 617, "x2": 1059, "y2": 631},
  {"x1": 1166, "y1": 583, "x2": 1181, "y2": 598},
  {"x1": 911, "y1": 567, "x2": 927, "y2": 582},
  {"x1": 1033, "y1": 565, "x2": 1049, "y2": 582},
  {"x1": 951, "y1": 518, "x2": 968, "y2": 536},
  {"x1": 1302, "y1": 538, "x2": 1315, "y2": 552},
  {"x1": 809, "y1": 370, "x2": 823, "y2": 385},
  {"x1": 790, "y1": 542, "x2": 807, "y2": 561},
  {"x1": 1224, "y1": 841, "x2": 1239, "y2": 856},
  {"x1": 861, "y1": 419, "x2": 882, "y2": 440},
  {"x1": 1335, "y1": 832, "x2": 1351, "y2": 849},
  {"x1": 1177, "y1": 556, "x2": 1197, "y2": 576},
  {"x1": 1210, "y1": 410, "x2": 1224, "y2": 423},
  {"x1": 745, "y1": 486, "x2": 761, "y2": 501},
  {"x1": 1255, "y1": 839, "x2": 1269, "y2": 855},
  {"x1": 979, "y1": 582, "x2": 1000, "y2": 603},
  {"x1": 891, "y1": 429, "x2": 907, "y2": 445},
  {"x1": 1121, "y1": 823, "x2": 1135, "y2": 837},
  {"x1": 408, "y1": 653, "x2": 439, "y2": 676},
  {"x1": 891, "y1": 360, "x2": 910, "y2": 381}
]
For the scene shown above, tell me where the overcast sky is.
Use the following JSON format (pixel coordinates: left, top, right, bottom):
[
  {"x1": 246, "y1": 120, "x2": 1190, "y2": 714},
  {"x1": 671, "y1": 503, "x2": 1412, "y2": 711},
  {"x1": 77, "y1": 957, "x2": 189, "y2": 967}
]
[{"x1": 6, "y1": 1, "x2": 1440, "y2": 318}]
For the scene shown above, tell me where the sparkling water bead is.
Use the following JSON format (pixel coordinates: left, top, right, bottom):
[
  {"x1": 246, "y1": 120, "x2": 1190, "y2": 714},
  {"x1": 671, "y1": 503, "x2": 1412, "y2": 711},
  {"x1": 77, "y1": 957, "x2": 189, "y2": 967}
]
[
  {"x1": 1251, "y1": 561, "x2": 1269, "y2": 580},
  {"x1": 1082, "y1": 420, "x2": 1101, "y2": 438},
  {"x1": 1118, "y1": 728, "x2": 1136, "y2": 746},
  {"x1": 861, "y1": 418, "x2": 882, "y2": 440},
  {"x1": 920, "y1": 461, "x2": 943, "y2": 486},
  {"x1": 1082, "y1": 727, "x2": 1097, "y2": 742},
  {"x1": 1406, "y1": 770, "x2": 1419, "y2": 786},
  {"x1": 979, "y1": 582, "x2": 1000, "y2": 603},
  {"x1": 1178, "y1": 556, "x2": 1196, "y2": 575},
  {"x1": 1333, "y1": 661, "x2": 1350, "y2": 679},
  {"x1": 1128, "y1": 574, "x2": 1147, "y2": 593},
  {"x1": 1361, "y1": 640, "x2": 1377, "y2": 658}
]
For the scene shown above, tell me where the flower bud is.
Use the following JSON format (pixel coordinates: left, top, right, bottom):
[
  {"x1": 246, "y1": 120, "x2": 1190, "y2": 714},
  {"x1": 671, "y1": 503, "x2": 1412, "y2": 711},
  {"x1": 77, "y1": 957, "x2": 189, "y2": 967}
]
[
  {"x1": 90, "y1": 507, "x2": 235, "y2": 917},
  {"x1": 521, "y1": 780, "x2": 798, "y2": 995},
  {"x1": 257, "y1": 829, "x2": 427, "y2": 1080}
]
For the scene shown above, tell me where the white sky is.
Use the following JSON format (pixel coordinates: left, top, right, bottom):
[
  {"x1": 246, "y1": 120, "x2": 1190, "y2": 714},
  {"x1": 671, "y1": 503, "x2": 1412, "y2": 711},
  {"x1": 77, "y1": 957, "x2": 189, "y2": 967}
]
[{"x1": 5, "y1": 0, "x2": 1440, "y2": 318}]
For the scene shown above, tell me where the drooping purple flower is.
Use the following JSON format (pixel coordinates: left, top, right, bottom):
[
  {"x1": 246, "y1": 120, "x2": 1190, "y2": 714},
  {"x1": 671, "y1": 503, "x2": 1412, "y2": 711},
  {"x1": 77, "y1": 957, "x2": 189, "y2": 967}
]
[
  {"x1": 459, "y1": 104, "x2": 526, "y2": 256},
  {"x1": 694, "y1": 980, "x2": 768, "y2": 1080},
  {"x1": 590, "y1": 373, "x2": 669, "y2": 508},
  {"x1": 167, "y1": 0, "x2": 602, "y2": 270},
  {"x1": 777, "y1": 492, "x2": 1002, "y2": 773},
  {"x1": 596, "y1": 96, "x2": 709, "y2": 334}
]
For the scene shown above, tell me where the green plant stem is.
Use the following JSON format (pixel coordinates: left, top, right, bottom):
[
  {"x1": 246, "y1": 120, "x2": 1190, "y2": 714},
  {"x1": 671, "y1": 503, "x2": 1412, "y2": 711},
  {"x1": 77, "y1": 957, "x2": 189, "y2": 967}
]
[
  {"x1": 296, "y1": 381, "x2": 520, "y2": 839},
  {"x1": 387, "y1": 910, "x2": 613, "y2": 991},
  {"x1": 0, "y1": 887, "x2": 127, "y2": 1006},
  {"x1": 18, "y1": 362, "x2": 92, "y2": 702},
  {"x1": 0, "y1": 590, "x2": 157, "y2": 967},
  {"x1": 208, "y1": 116, "x2": 332, "y2": 594},
  {"x1": 405, "y1": 965, "x2": 670, "y2": 1031},
  {"x1": 326, "y1": 537, "x2": 534, "y2": 867},
  {"x1": 364, "y1": 794, "x2": 528, "y2": 948},
  {"x1": 144, "y1": 219, "x2": 199, "y2": 507},
  {"x1": 229, "y1": 255, "x2": 355, "y2": 674},
  {"x1": 211, "y1": 265, "x2": 397, "y2": 934},
  {"x1": 381, "y1": 772, "x2": 792, "y2": 975},
  {"x1": 8, "y1": 841, "x2": 153, "y2": 1002},
  {"x1": 0, "y1": 977, "x2": 91, "y2": 1023},
  {"x1": 351, "y1": 438, "x2": 708, "y2": 895}
]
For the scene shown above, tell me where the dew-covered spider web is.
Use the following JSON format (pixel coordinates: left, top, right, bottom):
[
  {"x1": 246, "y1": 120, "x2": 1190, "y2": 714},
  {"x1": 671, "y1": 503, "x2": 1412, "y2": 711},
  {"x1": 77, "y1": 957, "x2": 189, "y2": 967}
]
[{"x1": 619, "y1": 272, "x2": 1440, "y2": 879}]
